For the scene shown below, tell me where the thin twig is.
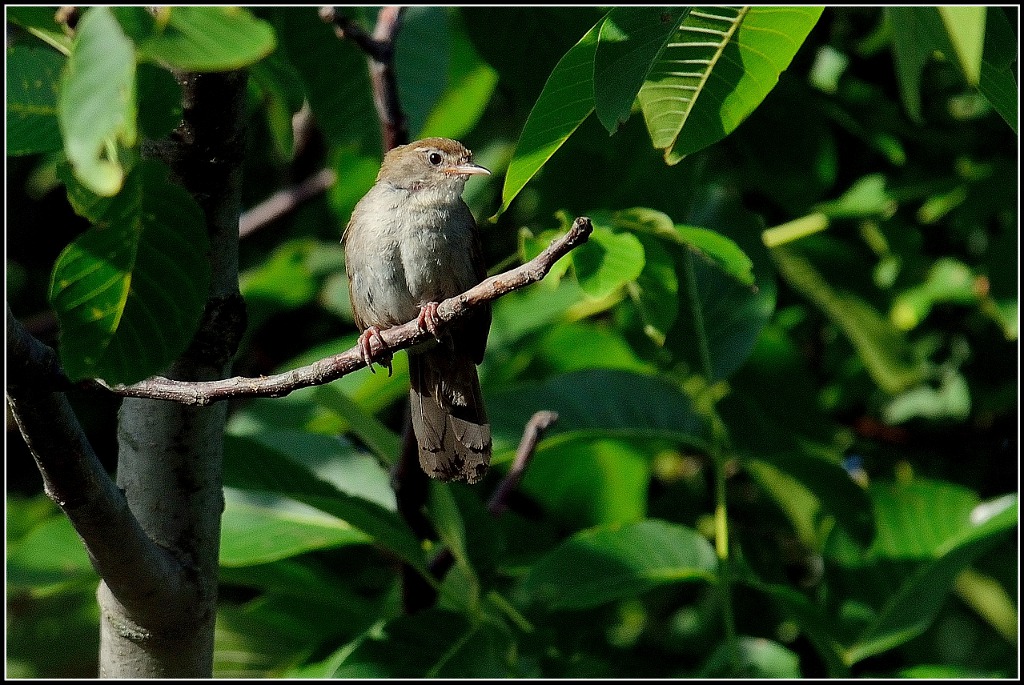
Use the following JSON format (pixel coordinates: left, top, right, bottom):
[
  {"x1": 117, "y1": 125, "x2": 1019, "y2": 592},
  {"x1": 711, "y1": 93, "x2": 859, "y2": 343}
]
[
  {"x1": 320, "y1": 6, "x2": 408, "y2": 152},
  {"x1": 488, "y1": 410, "x2": 559, "y2": 516},
  {"x1": 238, "y1": 168, "x2": 337, "y2": 238},
  {"x1": 97, "y1": 217, "x2": 593, "y2": 404},
  {"x1": 427, "y1": 410, "x2": 559, "y2": 581}
]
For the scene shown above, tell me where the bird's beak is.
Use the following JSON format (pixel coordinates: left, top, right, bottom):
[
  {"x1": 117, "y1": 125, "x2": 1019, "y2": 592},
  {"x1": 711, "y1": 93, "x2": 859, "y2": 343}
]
[{"x1": 446, "y1": 162, "x2": 490, "y2": 177}]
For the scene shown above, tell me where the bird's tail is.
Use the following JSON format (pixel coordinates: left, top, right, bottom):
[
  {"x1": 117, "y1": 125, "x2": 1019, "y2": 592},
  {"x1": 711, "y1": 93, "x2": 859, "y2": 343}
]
[{"x1": 408, "y1": 348, "x2": 491, "y2": 483}]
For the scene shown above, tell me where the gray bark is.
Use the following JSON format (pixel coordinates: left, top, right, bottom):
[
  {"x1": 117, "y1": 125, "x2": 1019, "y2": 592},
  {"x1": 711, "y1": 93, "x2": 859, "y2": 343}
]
[{"x1": 97, "y1": 70, "x2": 248, "y2": 677}]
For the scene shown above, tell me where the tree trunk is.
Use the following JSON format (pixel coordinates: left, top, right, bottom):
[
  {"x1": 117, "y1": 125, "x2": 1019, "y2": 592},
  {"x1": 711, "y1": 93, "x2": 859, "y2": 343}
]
[{"x1": 97, "y1": 70, "x2": 248, "y2": 677}]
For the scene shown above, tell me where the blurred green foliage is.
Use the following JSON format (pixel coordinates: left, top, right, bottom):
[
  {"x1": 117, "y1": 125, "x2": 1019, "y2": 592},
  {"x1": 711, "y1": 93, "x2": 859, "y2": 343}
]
[{"x1": 6, "y1": 6, "x2": 1017, "y2": 678}]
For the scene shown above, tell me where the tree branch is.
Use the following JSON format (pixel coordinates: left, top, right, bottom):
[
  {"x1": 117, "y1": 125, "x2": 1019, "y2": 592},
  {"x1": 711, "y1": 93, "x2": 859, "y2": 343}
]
[
  {"x1": 238, "y1": 167, "x2": 337, "y2": 238},
  {"x1": 6, "y1": 305, "x2": 189, "y2": 615},
  {"x1": 320, "y1": 6, "x2": 408, "y2": 152},
  {"x1": 99, "y1": 217, "x2": 594, "y2": 404}
]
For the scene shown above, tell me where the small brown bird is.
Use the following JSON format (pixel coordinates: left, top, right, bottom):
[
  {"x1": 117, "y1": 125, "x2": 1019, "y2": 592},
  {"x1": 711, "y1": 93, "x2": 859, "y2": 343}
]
[{"x1": 342, "y1": 138, "x2": 492, "y2": 483}]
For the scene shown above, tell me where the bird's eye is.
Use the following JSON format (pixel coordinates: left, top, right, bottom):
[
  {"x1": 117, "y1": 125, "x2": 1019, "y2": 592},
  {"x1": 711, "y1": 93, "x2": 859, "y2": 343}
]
[{"x1": 427, "y1": 152, "x2": 443, "y2": 166}]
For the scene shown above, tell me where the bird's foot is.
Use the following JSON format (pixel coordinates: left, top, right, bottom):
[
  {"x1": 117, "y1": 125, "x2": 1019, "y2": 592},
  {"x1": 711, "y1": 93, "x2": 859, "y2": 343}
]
[
  {"x1": 416, "y1": 302, "x2": 443, "y2": 340},
  {"x1": 357, "y1": 325, "x2": 393, "y2": 376}
]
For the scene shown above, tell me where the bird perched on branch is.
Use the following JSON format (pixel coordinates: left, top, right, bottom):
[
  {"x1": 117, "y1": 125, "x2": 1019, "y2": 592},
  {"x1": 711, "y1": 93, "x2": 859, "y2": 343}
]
[{"x1": 342, "y1": 138, "x2": 492, "y2": 484}]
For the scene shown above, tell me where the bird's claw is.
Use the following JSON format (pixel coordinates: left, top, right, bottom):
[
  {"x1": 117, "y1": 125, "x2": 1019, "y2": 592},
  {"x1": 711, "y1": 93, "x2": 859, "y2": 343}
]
[
  {"x1": 416, "y1": 302, "x2": 442, "y2": 339},
  {"x1": 357, "y1": 325, "x2": 393, "y2": 376}
]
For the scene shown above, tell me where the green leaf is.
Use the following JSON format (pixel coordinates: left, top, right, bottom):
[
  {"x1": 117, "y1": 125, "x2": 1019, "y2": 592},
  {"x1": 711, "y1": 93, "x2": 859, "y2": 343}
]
[
  {"x1": 627, "y1": 233, "x2": 678, "y2": 345},
  {"x1": 223, "y1": 434, "x2": 426, "y2": 574},
  {"x1": 771, "y1": 241, "x2": 925, "y2": 394},
  {"x1": 522, "y1": 519, "x2": 718, "y2": 611},
  {"x1": 418, "y1": 11, "x2": 498, "y2": 140},
  {"x1": 612, "y1": 207, "x2": 755, "y2": 287},
  {"x1": 535, "y1": 321, "x2": 653, "y2": 374},
  {"x1": 6, "y1": 6, "x2": 73, "y2": 54},
  {"x1": 312, "y1": 386, "x2": 401, "y2": 467},
  {"x1": 249, "y1": 52, "x2": 306, "y2": 159},
  {"x1": 881, "y1": 370, "x2": 971, "y2": 424},
  {"x1": 936, "y1": 6, "x2": 986, "y2": 86},
  {"x1": 844, "y1": 488, "x2": 1017, "y2": 664},
  {"x1": 675, "y1": 225, "x2": 755, "y2": 287},
  {"x1": 486, "y1": 369, "x2": 712, "y2": 459},
  {"x1": 593, "y1": 7, "x2": 690, "y2": 134},
  {"x1": 132, "y1": 6, "x2": 276, "y2": 71},
  {"x1": 745, "y1": 579, "x2": 850, "y2": 676},
  {"x1": 638, "y1": 6, "x2": 824, "y2": 163},
  {"x1": 520, "y1": 438, "x2": 651, "y2": 528},
  {"x1": 6, "y1": 515, "x2": 97, "y2": 594},
  {"x1": 332, "y1": 610, "x2": 516, "y2": 678},
  {"x1": 50, "y1": 160, "x2": 210, "y2": 383},
  {"x1": 865, "y1": 480, "x2": 986, "y2": 561},
  {"x1": 500, "y1": 18, "x2": 602, "y2": 212},
  {"x1": 58, "y1": 6, "x2": 136, "y2": 196},
  {"x1": 571, "y1": 224, "x2": 646, "y2": 299},
  {"x1": 978, "y1": 8, "x2": 1018, "y2": 133},
  {"x1": 6, "y1": 44, "x2": 65, "y2": 155},
  {"x1": 219, "y1": 491, "x2": 370, "y2": 567},
  {"x1": 813, "y1": 173, "x2": 897, "y2": 219},
  {"x1": 699, "y1": 636, "x2": 801, "y2": 678},
  {"x1": 748, "y1": 451, "x2": 875, "y2": 548},
  {"x1": 888, "y1": 7, "x2": 995, "y2": 122}
]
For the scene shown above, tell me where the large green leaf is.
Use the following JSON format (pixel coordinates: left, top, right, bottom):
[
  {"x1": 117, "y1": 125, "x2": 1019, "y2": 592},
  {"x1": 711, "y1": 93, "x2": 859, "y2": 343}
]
[
  {"x1": 223, "y1": 434, "x2": 426, "y2": 574},
  {"x1": 844, "y1": 487, "x2": 1017, "y2": 664},
  {"x1": 667, "y1": 189, "x2": 775, "y2": 382},
  {"x1": 978, "y1": 7, "x2": 1018, "y2": 133},
  {"x1": 748, "y1": 451, "x2": 875, "y2": 549},
  {"x1": 249, "y1": 52, "x2": 306, "y2": 159},
  {"x1": 611, "y1": 207, "x2": 755, "y2": 287},
  {"x1": 119, "y1": 6, "x2": 276, "y2": 71},
  {"x1": 58, "y1": 6, "x2": 136, "y2": 196},
  {"x1": 936, "y1": 6, "x2": 986, "y2": 86},
  {"x1": 50, "y1": 160, "x2": 210, "y2": 383},
  {"x1": 500, "y1": 18, "x2": 603, "y2": 212},
  {"x1": 266, "y1": 7, "x2": 378, "y2": 150},
  {"x1": 638, "y1": 6, "x2": 824, "y2": 163},
  {"x1": 6, "y1": 514, "x2": 97, "y2": 594},
  {"x1": 593, "y1": 7, "x2": 690, "y2": 134},
  {"x1": 571, "y1": 224, "x2": 646, "y2": 299},
  {"x1": 699, "y1": 636, "x2": 801, "y2": 678},
  {"x1": 519, "y1": 438, "x2": 651, "y2": 529},
  {"x1": 395, "y1": 6, "x2": 450, "y2": 138},
  {"x1": 889, "y1": 7, "x2": 1011, "y2": 128},
  {"x1": 521, "y1": 519, "x2": 718, "y2": 611},
  {"x1": 6, "y1": 44, "x2": 65, "y2": 156},
  {"x1": 219, "y1": 490, "x2": 370, "y2": 567},
  {"x1": 486, "y1": 369, "x2": 712, "y2": 459}
]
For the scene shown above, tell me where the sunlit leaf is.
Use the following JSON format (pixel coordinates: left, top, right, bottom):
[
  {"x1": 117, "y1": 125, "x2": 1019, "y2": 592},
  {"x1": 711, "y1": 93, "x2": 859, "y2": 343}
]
[
  {"x1": 500, "y1": 18, "x2": 603, "y2": 212},
  {"x1": 58, "y1": 6, "x2": 136, "y2": 196},
  {"x1": 50, "y1": 160, "x2": 210, "y2": 383},
  {"x1": 771, "y1": 241, "x2": 926, "y2": 394},
  {"x1": 125, "y1": 6, "x2": 276, "y2": 71},
  {"x1": 219, "y1": 491, "x2": 370, "y2": 567},
  {"x1": 223, "y1": 434, "x2": 425, "y2": 574},
  {"x1": 639, "y1": 6, "x2": 824, "y2": 163},
  {"x1": 522, "y1": 519, "x2": 718, "y2": 610},
  {"x1": 593, "y1": 7, "x2": 690, "y2": 134}
]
